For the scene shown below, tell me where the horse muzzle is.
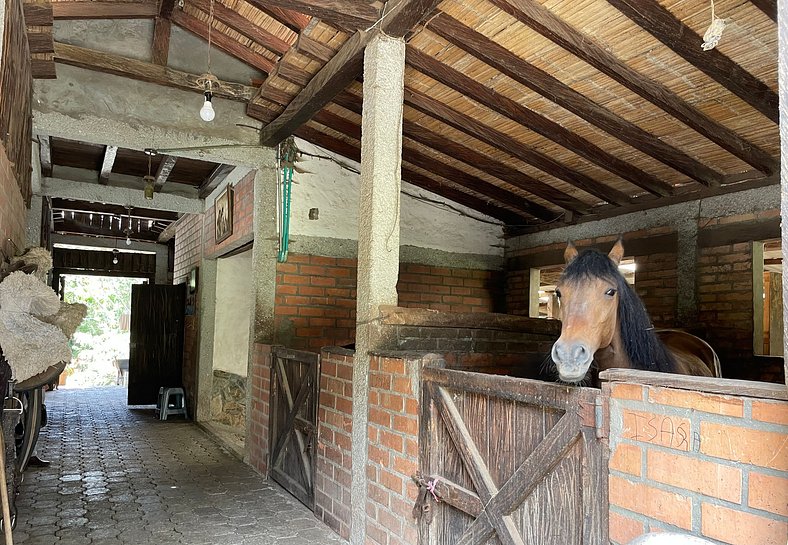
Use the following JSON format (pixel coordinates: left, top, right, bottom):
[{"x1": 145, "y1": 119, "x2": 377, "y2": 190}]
[{"x1": 551, "y1": 339, "x2": 593, "y2": 383}]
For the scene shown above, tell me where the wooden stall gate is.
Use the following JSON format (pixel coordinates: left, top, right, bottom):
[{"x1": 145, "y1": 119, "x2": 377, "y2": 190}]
[
  {"x1": 269, "y1": 347, "x2": 320, "y2": 509},
  {"x1": 418, "y1": 367, "x2": 608, "y2": 545}
]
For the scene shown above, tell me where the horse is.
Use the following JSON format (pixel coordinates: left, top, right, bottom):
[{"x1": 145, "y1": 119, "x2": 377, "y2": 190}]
[{"x1": 550, "y1": 239, "x2": 720, "y2": 384}]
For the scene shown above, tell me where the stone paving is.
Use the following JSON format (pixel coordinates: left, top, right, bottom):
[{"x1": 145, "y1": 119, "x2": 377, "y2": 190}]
[{"x1": 11, "y1": 387, "x2": 348, "y2": 545}]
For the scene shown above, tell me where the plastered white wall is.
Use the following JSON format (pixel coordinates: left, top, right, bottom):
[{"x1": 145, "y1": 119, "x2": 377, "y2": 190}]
[
  {"x1": 288, "y1": 138, "x2": 504, "y2": 257},
  {"x1": 212, "y1": 251, "x2": 252, "y2": 376}
]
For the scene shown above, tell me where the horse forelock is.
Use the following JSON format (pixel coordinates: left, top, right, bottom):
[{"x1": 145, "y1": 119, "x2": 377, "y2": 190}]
[{"x1": 560, "y1": 249, "x2": 677, "y2": 373}]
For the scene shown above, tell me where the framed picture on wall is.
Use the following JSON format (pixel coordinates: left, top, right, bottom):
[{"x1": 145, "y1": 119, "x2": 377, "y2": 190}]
[{"x1": 215, "y1": 186, "x2": 234, "y2": 243}]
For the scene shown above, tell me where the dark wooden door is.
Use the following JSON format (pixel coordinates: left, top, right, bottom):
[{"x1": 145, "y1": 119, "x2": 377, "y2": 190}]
[
  {"x1": 418, "y1": 367, "x2": 607, "y2": 545},
  {"x1": 128, "y1": 284, "x2": 185, "y2": 405},
  {"x1": 269, "y1": 347, "x2": 319, "y2": 509}
]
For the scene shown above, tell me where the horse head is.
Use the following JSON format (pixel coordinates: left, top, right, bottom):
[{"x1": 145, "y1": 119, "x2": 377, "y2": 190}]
[{"x1": 550, "y1": 239, "x2": 625, "y2": 383}]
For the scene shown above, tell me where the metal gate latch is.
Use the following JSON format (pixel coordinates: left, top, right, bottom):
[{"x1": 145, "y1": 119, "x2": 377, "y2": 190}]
[{"x1": 411, "y1": 474, "x2": 440, "y2": 524}]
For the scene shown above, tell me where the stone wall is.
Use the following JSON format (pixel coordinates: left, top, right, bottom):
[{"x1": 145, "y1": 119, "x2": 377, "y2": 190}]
[{"x1": 210, "y1": 370, "x2": 246, "y2": 431}]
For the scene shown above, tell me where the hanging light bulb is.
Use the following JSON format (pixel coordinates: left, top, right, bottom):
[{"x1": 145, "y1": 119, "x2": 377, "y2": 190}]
[
  {"x1": 143, "y1": 175, "x2": 155, "y2": 200},
  {"x1": 126, "y1": 236, "x2": 132, "y2": 246},
  {"x1": 112, "y1": 249, "x2": 119, "y2": 265},
  {"x1": 200, "y1": 91, "x2": 215, "y2": 122}
]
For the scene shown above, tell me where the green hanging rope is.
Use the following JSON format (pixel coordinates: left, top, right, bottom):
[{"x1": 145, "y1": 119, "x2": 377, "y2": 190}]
[{"x1": 277, "y1": 137, "x2": 297, "y2": 263}]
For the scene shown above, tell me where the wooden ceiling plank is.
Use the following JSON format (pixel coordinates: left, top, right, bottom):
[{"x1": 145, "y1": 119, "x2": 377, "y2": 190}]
[
  {"x1": 154, "y1": 155, "x2": 178, "y2": 192},
  {"x1": 294, "y1": 125, "x2": 530, "y2": 225},
  {"x1": 405, "y1": 48, "x2": 672, "y2": 197},
  {"x1": 99, "y1": 145, "x2": 118, "y2": 185},
  {"x1": 750, "y1": 0, "x2": 776, "y2": 22},
  {"x1": 491, "y1": 0, "x2": 777, "y2": 175},
  {"x1": 429, "y1": 13, "x2": 724, "y2": 188},
  {"x1": 53, "y1": 42, "x2": 256, "y2": 101},
  {"x1": 333, "y1": 89, "x2": 626, "y2": 207},
  {"x1": 244, "y1": 0, "x2": 379, "y2": 29},
  {"x1": 51, "y1": 1, "x2": 159, "y2": 19},
  {"x1": 171, "y1": 9, "x2": 275, "y2": 73},
  {"x1": 606, "y1": 0, "x2": 778, "y2": 123},
  {"x1": 309, "y1": 108, "x2": 569, "y2": 219},
  {"x1": 258, "y1": 29, "x2": 369, "y2": 146},
  {"x1": 39, "y1": 135, "x2": 52, "y2": 177},
  {"x1": 189, "y1": 0, "x2": 292, "y2": 55},
  {"x1": 199, "y1": 164, "x2": 235, "y2": 199},
  {"x1": 22, "y1": 3, "x2": 53, "y2": 26}
]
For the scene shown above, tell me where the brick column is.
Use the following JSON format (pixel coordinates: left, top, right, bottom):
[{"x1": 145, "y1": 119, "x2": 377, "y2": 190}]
[{"x1": 352, "y1": 31, "x2": 406, "y2": 545}]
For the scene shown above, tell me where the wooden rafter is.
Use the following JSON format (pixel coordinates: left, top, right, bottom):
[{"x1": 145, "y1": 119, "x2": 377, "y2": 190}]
[
  {"x1": 489, "y1": 0, "x2": 777, "y2": 175},
  {"x1": 606, "y1": 0, "x2": 778, "y2": 123},
  {"x1": 154, "y1": 155, "x2": 178, "y2": 192},
  {"x1": 151, "y1": 0, "x2": 176, "y2": 66},
  {"x1": 23, "y1": 2, "x2": 55, "y2": 78},
  {"x1": 39, "y1": 135, "x2": 52, "y2": 177},
  {"x1": 297, "y1": 34, "x2": 334, "y2": 62},
  {"x1": 310, "y1": 108, "x2": 567, "y2": 219},
  {"x1": 293, "y1": 124, "x2": 530, "y2": 225},
  {"x1": 171, "y1": 9, "x2": 275, "y2": 73},
  {"x1": 189, "y1": 0, "x2": 292, "y2": 55},
  {"x1": 332, "y1": 91, "x2": 623, "y2": 209},
  {"x1": 51, "y1": 198, "x2": 179, "y2": 221},
  {"x1": 405, "y1": 48, "x2": 673, "y2": 197},
  {"x1": 51, "y1": 1, "x2": 158, "y2": 19},
  {"x1": 53, "y1": 42, "x2": 256, "y2": 101},
  {"x1": 750, "y1": 0, "x2": 776, "y2": 22},
  {"x1": 245, "y1": 2, "x2": 311, "y2": 33},
  {"x1": 199, "y1": 164, "x2": 235, "y2": 199},
  {"x1": 99, "y1": 145, "x2": 118, "y2": 185},
  {"x1": 428, "y1": 13, "x2": 725, "y2": 188},
  {"x1": 244, "y1": 0, "x2": 379, "y2": 29}
]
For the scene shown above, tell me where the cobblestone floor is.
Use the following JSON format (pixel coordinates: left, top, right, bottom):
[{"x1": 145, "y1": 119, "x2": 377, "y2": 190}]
[{"x1": 12, "y1": 387, "x2": 347, "y2": 545}]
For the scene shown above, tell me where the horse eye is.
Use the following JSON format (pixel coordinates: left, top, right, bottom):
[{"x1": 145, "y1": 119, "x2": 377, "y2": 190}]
[
  {"x1": 555, "y1": 289, "x2": 561, "y2": 299},
  {"x1": 605, "y1": 288, "x2": 617, "y2": 297}
]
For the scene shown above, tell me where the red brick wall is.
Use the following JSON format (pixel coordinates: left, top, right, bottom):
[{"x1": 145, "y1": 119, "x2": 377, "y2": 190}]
[
  {"x1": 0, "y1": 144, "x2": 26, "y2": 259},
  {"x1": 315, "y1": 348, "x2": 354, "y2": 538},
  {"x1": 633, "y1": 251, "x2": 678, "y2": 328},
  {"x1": 173, "y1": 213, "x2": 203, "y2": 284},
  {"x1": 274, "y1": 254, "x2": 503, "y2": 350},
  {"x1": 248, "y1": 342, "x2": 272, "y2": 476},
  {"x1": 366, "y1": 353, "x2": 423, "y2": 545},
  {"x1": 203, "y1": 171, "x2": 255, "y2": 258},
  {"x1": 398, "y1": 264, "x2": 504, "y2": 313},
  {"x1": 274, "y1": 255, "x2": 358, "y2": 350},
  {"x1": 606, "y1": 377, "x2": 788, "y2": 545}
]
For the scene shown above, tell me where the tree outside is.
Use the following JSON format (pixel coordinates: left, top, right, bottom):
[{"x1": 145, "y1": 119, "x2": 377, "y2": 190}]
[{"x1": 63, "y1": 275, "x2": 146, "y2": 387}]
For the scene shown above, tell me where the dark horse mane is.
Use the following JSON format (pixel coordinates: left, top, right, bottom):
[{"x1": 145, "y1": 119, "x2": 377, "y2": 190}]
[{"x1": 561, "y1": 248, "x2": 678, "y2": 373}]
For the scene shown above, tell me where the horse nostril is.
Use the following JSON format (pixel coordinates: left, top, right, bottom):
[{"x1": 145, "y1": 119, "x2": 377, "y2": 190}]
[{"x1": 573, "y1": 344, "x2": 589, "y2": 362}]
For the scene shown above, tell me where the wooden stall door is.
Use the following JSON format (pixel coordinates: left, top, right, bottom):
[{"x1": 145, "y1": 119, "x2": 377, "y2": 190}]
[
  {"x1": 128, "y1": 284, "x2": 185, "y2": 405},
  {"x1": 419, "y1": 367, "x2": 607, "y2": 545},
  {"x1": 269, "y1": 347, "x2": 320, "y2": 509}
]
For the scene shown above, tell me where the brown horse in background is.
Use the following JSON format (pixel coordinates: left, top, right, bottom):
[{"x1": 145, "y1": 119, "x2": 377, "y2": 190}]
[{"x1": 550, "y1": 240, "x2": 720, "y2": 384}]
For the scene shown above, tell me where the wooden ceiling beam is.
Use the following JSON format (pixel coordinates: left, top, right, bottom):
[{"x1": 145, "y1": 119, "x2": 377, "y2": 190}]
[
  {"x1": 606, "y1": 0, "x2": 778, "y2": 123},
  {"x1": 199, "y1": 164, "x2": 235, "y2": 199},
  {"x1": 490, "y1": 0, "x2": 777, "y2": 175},
  {"x1": 405, "y1": 48, "x2": 673, "y2": 198},
  {"x1": 259, "y1": 29, "x2": 369, "y2": 146},
  {"x1": 153, "y1": 155, "x2": 178, "y2": 192},
  {"x1": 171, "y1": 9, "x2": 275, "y2": 74},
  {"x1": 51, "y1": 1, "x2": 158, "y2": 19},
  {"x1": 99, "y1": 145, "x2": 118, "y2": 185},
  {"x1": 332, "y1": 90, "x2": 617, "y2": 210},
  {"x1": 244, "y1": 0, "x2": 379, "y2": 30},
  {"x1": 51, "y1": 198, "x2": 180, "y2": 221},
  {"x1": 750, "y1": 0, "x2": 776, "y2": 22},
  {"x1": 53, "y1": 42, "x2": 256, "y2": 101},
  {"x1": 258, "y1": 0, "x2": 443, "y2": 146},
  {"x1": 310, "y1": 108, "x2": 567, "y2": 220},
  {"x1": 151, "y1": 0, "x2": 176, "y2": 66},
  {"x1": 293, "y1": 124, "x2": 531, "y2": 225},
  {"x1": 297, "y1": 34, "x2": 335, "y2": 63},
  {"x1": 22, "y1": 3, "x2": 52, "y2": 26},
  {"x1": 245, "y1": 2, "x2": 311, "y2": 33},
  {"x1": 39, "y1": 135, "x2": 52, "y2": 177},
  {"x1": 428, "y1": 13, "x2": 724, "y2": 188},
  {"x1": 189, "y1": 0, "x2": 292, "y2": 56}
]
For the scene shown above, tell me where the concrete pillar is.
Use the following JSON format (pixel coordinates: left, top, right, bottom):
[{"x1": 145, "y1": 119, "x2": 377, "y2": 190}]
[
  {"x1": 195, "y1": 257, "x2": 217, "y2": 422},
  {"x1": 675, "y1": 220, "x2": 699, "y2": 326},
  {"x1": 26, "y1": 195, "x2": 43, "y2": 247},
  {"x1": 779, "y1": 0, "x2": 788, "y2": 386},
  {"x1": 350, "y1": 31, "x2": 406, "y2": 545}
]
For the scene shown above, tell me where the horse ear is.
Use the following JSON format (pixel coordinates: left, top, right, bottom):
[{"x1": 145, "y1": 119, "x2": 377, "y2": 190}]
[
  {"x1": 564, "y1": 242, "x2": 578, "y2": 264},
  {"x1": 608, "y1": 238, "x2": 625, "y2": 265}
]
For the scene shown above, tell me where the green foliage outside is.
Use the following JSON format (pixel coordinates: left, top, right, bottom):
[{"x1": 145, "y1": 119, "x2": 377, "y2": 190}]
[{"x1": 64, "y1": 275, "x2": 145, "y2": 387}]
